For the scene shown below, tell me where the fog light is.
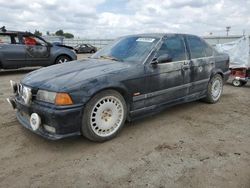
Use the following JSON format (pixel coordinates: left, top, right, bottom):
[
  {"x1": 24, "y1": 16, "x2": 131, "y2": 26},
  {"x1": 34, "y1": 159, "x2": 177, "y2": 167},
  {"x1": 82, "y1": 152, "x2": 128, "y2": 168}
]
[
  {"x1": 44, "y1": 125, "x2": 56, "y2": 133},
  {"x1": 30, "y1": 113, "x2": 41, "y2": 131}
]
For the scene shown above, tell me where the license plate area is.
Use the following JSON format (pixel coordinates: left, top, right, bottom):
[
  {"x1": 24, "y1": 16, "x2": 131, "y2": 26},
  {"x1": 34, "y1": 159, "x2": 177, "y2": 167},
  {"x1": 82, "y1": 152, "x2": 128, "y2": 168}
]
[{"x1": 19, "y1": 110, "x2": 30, "y2": 122}]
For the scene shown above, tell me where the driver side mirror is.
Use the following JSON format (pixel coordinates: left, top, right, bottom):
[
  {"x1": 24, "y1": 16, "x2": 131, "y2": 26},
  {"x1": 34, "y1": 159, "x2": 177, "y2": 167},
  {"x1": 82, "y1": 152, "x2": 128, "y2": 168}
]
[{"x1": 151, "y1": 54, "x2": 172, "y2": 66}]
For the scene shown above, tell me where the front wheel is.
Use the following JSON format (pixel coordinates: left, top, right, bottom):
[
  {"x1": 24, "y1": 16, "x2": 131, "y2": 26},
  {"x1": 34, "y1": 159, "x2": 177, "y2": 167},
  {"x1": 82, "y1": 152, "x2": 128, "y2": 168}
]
[
  {"x1": 82, "y1": 90, "x2": 127, "y2": 142},
  {"x1": 55, "y1": 55, "x2": 71, "y2": 64},
  {"x1": 203, "y1": 74, "x2": 223, "y2": 103}
]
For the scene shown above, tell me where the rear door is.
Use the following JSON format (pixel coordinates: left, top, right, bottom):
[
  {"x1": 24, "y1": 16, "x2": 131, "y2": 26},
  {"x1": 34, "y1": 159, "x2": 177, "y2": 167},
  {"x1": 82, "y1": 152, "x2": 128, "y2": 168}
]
[
  {"x1": 0, "y1": 33, "x2": 26, "y2": 68},
  {"x1": 185, "y1": 35, "x2": 214, "y2": 96},
  {"x1": 144, "y1": 35, "x2": 191, "y2": 107}
]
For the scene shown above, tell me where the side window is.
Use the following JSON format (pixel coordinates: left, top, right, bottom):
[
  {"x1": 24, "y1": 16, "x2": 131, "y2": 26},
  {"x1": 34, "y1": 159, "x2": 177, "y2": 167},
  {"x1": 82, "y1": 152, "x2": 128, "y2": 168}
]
[
  {"x1": 23, "y1": 36, "x2": 46, "y2": 46},
  {"x1": 187, "y1": 36, "x2": 206, "y2": 59},
  {"x1": 157, "y1": 36, "x2": 187, "y2": 62},
  {"x1": 0, "y1": 35, "x2": 11, "y2": 44},
  {"x1": 200, "y1": 39, "x2": 213, "y2": 57},
  {"x1": 13, "y1": 35, "x2": 20, "y2": 44}
]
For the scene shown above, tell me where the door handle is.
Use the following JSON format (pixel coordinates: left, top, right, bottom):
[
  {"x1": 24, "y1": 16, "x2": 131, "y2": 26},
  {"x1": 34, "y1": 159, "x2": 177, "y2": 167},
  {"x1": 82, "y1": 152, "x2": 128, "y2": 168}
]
[
  {"x1": 182, "y1": 65, "x2": 189, "y2": 70},
  {"x1": 181, "y1": 61, "x2": 190, "y2": 71}
]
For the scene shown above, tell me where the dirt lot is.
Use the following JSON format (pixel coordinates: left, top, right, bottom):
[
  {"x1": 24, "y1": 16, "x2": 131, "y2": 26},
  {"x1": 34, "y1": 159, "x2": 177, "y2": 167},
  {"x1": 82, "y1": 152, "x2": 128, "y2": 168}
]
[{"x1": 0, "y1": 55, "x2": 250, "y2": 188}]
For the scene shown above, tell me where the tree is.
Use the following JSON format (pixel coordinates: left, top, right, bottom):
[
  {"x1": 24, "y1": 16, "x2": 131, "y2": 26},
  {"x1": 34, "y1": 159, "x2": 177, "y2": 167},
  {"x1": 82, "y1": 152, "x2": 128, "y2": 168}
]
[
  {"x1": 34, "y1": 30, "x2": 42, "y2": 36},
  {"x1": 55, "y1": 29, "x2": 74, "y2": 38},
  {"x1": 64, "y1": 32, "x2": 74, "y2": 38},
  {"x1": 55, "y1": 29, "x2": 64, "y2": 36}
]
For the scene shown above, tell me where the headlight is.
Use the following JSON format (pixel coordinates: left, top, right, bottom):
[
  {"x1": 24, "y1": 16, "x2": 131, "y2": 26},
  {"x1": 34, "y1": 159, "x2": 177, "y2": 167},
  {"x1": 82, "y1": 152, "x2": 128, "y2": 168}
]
[
  {"x1": 36, "y1": 90, "x2": 73, "y2": 105},
  {"x1": 22, "y1": 86, "x2": 32, "y2": 104},
  {"x1": 36, "y1": 90, "x2": 56, "y2": 104}
]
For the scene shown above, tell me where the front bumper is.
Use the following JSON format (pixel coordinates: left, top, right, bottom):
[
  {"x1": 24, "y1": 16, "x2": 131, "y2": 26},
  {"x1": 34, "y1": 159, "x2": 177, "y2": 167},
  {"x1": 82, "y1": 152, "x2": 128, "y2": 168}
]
[{"x1": 10, "y1": 96, "x2": 83, "y2": 140}]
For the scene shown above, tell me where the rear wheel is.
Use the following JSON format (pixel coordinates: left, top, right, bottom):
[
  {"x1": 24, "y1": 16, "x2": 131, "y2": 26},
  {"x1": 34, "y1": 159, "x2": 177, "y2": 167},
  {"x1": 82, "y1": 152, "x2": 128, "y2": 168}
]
[
  {"x1": 55, "y1": 55, "x2": 71, "y2": 64},
  {"x1": 82, "y1": 90, "x2": 127, "y2": 142},
  {"x1": 203, "y1": 74, "x2": 223, "y2": 103}
]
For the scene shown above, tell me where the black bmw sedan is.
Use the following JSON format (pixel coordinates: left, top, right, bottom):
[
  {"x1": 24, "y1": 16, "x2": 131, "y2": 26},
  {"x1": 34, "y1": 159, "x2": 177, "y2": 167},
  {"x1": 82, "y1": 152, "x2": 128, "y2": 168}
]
[{"x1": 8, "y1": 33, "x2": 230, "y2": 142}]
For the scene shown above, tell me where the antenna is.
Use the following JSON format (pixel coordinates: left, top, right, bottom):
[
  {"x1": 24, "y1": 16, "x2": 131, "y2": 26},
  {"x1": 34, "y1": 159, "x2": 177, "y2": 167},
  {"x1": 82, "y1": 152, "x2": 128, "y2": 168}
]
[{"x1": 226, "y1": 26, "x2": 231, "y2": 36}]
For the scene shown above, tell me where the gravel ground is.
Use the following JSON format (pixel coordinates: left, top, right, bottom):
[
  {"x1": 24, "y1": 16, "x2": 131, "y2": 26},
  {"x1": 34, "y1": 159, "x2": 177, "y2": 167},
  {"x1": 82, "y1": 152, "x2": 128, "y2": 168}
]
[{"x1": 0, "y1": 54, "x2": 250, "y2": 188}]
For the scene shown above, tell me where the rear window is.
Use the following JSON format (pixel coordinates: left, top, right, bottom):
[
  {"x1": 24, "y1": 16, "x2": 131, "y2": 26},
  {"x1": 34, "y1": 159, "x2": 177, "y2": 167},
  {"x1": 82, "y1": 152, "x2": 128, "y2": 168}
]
[
  {"x1": 187, "y1": 36, "x2": 206, "y2": 59},
  {"x1": 0, "y1": 35, "x2": 11, "y2": 44}
]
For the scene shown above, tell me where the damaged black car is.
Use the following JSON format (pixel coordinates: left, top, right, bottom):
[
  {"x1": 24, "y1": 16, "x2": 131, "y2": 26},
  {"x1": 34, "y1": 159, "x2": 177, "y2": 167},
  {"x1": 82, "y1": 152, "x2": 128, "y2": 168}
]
[{"x1": 7, "y1": 33, "x2": 230, "y2": 142}]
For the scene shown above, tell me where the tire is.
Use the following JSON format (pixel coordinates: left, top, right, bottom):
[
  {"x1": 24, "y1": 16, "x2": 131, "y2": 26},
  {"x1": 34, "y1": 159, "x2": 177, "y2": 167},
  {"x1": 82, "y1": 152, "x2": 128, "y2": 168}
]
[
  {"x1": 55, "y1": 55, "x2": 71, "y2": 64},
  {"x1": 203, "y1": 74, "x2": 223, "y2": 104},
  {"x1": 232, "y1": 79, "x2": 242, "y2": 87},
  {"x1": 82, "y1": 90, "x2": 127, "y2": 142},
  {"x1": 90, "y1": 50, "x2": 95, "y2": 53},
  {"x1": 241, "y1": 81, "x2": 247, "y2": 86}
]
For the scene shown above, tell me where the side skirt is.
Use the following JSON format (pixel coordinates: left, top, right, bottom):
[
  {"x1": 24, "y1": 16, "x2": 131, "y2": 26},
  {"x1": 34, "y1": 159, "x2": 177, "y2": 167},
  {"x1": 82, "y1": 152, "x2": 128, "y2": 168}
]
[{"x1": 128, "y1": 91, "x2": 206, "y2": 121}]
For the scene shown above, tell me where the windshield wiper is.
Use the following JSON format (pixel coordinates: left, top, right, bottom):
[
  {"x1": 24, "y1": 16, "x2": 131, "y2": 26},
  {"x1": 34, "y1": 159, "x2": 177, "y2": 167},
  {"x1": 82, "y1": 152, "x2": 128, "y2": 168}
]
[{"x1": 100, "y1": 55, "x2": 122, "y2": 62}]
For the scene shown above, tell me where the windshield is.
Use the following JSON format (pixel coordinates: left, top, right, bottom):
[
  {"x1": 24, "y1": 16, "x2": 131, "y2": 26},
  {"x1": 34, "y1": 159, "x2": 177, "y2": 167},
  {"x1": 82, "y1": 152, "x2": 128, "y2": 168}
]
[{"x1": 91, "y1": 36, "x2": 160, "y2": 63}]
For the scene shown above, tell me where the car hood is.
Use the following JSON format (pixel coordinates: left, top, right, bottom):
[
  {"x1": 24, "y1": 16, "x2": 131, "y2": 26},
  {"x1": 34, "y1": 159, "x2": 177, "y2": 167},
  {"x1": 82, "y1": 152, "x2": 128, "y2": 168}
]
[
  {"x1": 22, "y1": 59, "x2": 131, "y2": 91},
  {"x1": 53, "y1": 43, "x2": 74, "y2": 50}
]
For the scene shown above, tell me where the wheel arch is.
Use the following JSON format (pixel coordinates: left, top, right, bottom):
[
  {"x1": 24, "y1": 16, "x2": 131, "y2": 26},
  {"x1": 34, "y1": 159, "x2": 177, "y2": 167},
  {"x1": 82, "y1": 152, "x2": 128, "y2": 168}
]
[
  {"x1": 54, "y1": 54, "x2": 73, "y2": 64},
  {"x1": 82, "y1": 83, "x2": 132, "y2": 110},
  {"x1": 210, "y1": 68, "x2": 224, "y2": 80},
  {"x1": 90, "y1": 86, "x2": 130, "y2": 104},
  {"x1": 80, "y1": 84, "x2": 132, "y2": 122}
]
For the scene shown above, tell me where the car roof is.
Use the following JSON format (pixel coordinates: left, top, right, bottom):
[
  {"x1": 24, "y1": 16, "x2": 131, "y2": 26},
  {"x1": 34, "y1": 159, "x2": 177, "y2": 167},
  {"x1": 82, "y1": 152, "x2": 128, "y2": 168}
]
[{"x1": 0, "y1": 30, "x2": 33, "y2": 36}]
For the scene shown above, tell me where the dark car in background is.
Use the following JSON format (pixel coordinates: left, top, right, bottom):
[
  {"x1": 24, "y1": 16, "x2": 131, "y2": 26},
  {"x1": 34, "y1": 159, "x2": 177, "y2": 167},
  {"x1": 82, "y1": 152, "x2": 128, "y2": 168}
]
[
  {"x1": 8, "y1": 33, "x2": 230, "y2": 142},
  {"x1": 0, "y1": 28, "x2": 77, "y2": 69},
  {"x1": 74, "y1": 44, "x2": 97, "y2": 54}
]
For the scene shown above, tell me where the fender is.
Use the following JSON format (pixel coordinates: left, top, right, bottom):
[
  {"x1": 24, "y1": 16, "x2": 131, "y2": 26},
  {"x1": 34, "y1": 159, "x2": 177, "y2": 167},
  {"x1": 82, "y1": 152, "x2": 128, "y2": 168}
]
[{"x1": 80, "y1": 81, "x2": 131, "y2": 105}]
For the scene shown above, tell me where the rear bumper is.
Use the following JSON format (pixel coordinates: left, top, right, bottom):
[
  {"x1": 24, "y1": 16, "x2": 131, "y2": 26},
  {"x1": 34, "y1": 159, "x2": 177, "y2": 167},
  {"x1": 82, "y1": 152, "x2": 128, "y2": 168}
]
[{"x1": 10, "y1": 96, "x2": 83, "y2": 140}]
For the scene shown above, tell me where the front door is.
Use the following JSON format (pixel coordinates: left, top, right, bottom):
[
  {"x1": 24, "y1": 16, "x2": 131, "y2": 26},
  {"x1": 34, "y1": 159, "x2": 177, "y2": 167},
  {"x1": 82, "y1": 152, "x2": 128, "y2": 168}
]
[
  {"x1": 23, "y1": 35, "x2": 50, "y2": 66},
  {"x1": 82, "y1": 44, "x2": 91, "y2": 53},
  {"x1": 144, "y1": 35, "x2": 191, "y2": 107}
]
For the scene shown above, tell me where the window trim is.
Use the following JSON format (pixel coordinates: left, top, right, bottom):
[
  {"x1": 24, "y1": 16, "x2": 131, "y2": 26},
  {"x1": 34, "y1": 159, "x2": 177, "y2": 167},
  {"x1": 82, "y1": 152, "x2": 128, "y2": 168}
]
[
  {"x1": 153, "y1": 35, "x2": 188, "y2": 63},
  {"x1": 186, "y1": 36, "x2": 208, "y2": 59}
]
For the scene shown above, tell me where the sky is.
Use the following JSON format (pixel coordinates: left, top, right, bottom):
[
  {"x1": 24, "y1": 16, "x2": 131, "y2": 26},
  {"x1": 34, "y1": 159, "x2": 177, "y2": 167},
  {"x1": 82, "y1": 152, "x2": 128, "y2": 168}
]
[{"x1": 0, "y1": 0, "x2": 250, "y2": 38}]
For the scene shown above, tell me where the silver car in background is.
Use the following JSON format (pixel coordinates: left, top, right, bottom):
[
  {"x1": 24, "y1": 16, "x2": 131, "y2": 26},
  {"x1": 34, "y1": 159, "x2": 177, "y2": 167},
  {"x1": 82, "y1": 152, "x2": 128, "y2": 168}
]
[{"x1": 0, "y1": 28, "x2": 77, "y2": 69}]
